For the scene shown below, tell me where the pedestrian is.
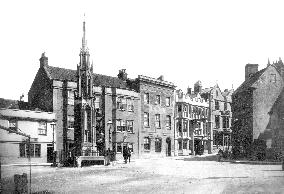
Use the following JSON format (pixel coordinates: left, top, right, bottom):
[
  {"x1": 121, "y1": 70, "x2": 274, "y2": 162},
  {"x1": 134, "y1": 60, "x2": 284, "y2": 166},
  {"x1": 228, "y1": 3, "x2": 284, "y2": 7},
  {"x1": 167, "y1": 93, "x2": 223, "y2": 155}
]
[
  {"x1": 123, "y1": 146, "x2": 128, "y2": 164},
  {"x1": 127, "y1": 147, "x2": 131, "y2": 163},
  {"x1": 105, "y1": 148, "x2": 111, "y2": 166}
]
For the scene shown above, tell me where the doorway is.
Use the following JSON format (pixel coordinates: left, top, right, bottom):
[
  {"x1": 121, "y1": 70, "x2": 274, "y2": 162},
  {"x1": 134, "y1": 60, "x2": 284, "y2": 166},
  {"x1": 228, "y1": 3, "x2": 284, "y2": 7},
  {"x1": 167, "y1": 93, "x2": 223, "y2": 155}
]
[
  {"x1": 47, "y1": 144, "x2": 54, "y2": 163},
  {"x1": 166, "y1": 137, "x2": 171, "y2": 156}
]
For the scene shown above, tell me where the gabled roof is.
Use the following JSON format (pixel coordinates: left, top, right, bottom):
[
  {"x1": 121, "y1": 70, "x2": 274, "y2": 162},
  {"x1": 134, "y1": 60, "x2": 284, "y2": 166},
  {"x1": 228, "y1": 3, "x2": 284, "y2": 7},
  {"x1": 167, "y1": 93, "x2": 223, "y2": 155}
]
[
  {"x1": 234, "y1": 68, "x2": 266, "y2": 94},
  {"x1": 44, "y1": 65, "x2": 129, "y2": 89}
]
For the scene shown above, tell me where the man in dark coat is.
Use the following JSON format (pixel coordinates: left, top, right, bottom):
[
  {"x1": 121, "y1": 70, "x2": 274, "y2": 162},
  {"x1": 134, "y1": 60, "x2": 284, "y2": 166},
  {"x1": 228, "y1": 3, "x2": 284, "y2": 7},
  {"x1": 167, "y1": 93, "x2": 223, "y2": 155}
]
[
  {"x1": 127, "y1": 148, "x2": 131, "y2": 163},
  {"x1": 123, "y1": 146, "x2": 128, "y2": 163}
]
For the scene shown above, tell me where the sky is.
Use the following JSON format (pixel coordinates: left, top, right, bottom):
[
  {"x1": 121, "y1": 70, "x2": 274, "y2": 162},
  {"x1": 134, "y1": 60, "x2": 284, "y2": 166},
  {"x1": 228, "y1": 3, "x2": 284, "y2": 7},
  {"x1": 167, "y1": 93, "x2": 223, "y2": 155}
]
[{"x1": 1, "y1": 0, "x2": 284, "y2": 101}]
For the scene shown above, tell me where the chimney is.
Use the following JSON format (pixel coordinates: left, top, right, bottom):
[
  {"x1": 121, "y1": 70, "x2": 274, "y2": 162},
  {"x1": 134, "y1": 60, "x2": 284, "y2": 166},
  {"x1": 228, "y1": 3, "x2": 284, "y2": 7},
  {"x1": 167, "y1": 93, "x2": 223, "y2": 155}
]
[
  {"x1": 39, "y1": 52, "x2": 48, "y2": 67},
  {"x1": 157, "y1": 75, "x2": 164, "y2": 81},
  {"x1": 187, "y1": 87, "x2": 192, "y2": 95},
  {"x1": 118, "y1": 69, "x2": 127, "y2": 81},
  {"x1": 245, "y1": 64, "x2": 258, "y2": 80},
  {"x1": 194, "y1": 81, "x2": 202, "y2": 94}
]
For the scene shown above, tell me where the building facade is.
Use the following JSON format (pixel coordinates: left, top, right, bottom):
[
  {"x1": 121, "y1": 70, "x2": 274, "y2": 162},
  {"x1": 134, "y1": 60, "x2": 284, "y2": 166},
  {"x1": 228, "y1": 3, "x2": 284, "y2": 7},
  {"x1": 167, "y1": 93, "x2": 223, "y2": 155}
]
[
  {"x1": 0, "y1": 106, "x2": 56, "y2": 164},
  {"x1": 200, "y1": 82, "x2": 233, "y2": 152},
  {"x1": 175, "y1": 87, "x2": 210, "y2": 155},
  {"x1": 28, "y1": 22, "x2": 142, "y2": 162},
  {"x1": 136, "y1": 75, "x2": 175, "y2": 158},
  {"x1": 232, "y1": 61, "x2": 284, "y2": 156}
]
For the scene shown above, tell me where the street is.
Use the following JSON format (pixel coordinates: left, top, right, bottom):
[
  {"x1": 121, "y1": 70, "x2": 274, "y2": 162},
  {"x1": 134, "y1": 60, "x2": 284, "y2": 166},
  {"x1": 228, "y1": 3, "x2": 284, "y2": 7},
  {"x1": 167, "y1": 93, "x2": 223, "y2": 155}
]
[{"x1": 1, "y1": 156, "x2": 284, "y2": 194}]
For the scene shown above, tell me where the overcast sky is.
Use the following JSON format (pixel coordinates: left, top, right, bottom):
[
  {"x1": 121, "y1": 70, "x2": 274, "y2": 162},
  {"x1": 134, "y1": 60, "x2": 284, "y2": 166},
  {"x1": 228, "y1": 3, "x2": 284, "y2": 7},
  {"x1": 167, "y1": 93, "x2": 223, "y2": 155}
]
[{"x1": 1, "y1": 0, "x2": 284, "y2": 101}]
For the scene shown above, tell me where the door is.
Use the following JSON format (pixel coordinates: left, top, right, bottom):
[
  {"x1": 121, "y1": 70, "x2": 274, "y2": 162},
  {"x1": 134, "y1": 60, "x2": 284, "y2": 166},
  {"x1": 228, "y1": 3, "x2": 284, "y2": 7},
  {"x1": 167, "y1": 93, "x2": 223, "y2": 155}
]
[
  {"x1": 47, "y1": 144, "x2": 54, "y2": 163},
  {"x1": 166, "y1": 137, "x2": 171, "y2": 156}
]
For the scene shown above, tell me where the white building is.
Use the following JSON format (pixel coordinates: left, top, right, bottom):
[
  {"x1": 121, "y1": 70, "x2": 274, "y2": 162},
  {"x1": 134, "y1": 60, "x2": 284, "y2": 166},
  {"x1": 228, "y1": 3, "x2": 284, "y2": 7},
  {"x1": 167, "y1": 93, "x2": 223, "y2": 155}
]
[
  {"x1": 175, "y1": 87, "x2": 210, "y2": 156},
  {"x1": 0, "y1": 108, "x2": 56, "y2": 164}
]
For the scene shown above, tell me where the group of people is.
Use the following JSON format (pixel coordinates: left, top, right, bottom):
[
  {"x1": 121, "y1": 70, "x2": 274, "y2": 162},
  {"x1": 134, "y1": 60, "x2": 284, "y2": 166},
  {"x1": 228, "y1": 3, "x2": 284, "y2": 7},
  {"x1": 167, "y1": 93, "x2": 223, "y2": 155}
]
[{"x1": 123, "y1": 146, "x2": 131, "y2": 164}]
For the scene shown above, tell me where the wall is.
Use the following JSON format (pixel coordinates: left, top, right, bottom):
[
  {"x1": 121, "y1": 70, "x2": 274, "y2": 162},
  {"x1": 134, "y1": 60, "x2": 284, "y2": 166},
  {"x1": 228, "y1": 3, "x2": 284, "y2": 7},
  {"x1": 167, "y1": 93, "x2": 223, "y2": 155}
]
[{"x1": 139, "y1": 82, "x2": 175, "y2": 158}]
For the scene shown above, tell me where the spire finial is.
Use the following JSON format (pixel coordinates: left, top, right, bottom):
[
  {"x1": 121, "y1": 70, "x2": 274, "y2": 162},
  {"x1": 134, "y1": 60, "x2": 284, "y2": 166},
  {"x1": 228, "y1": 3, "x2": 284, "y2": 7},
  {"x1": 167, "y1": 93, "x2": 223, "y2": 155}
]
[
  {"x1": 82, "y1": 13, "x2": 87, "y2": 51},
  {"x1": 268, "y1": 58, "x2": 271, "y2": 65}
]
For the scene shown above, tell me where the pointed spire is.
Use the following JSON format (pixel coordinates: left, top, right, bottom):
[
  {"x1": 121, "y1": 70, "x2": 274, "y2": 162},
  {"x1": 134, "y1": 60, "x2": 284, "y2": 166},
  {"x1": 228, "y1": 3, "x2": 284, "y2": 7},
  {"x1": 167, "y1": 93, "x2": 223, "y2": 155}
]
[
  {"x1": 82, "y1": 13, "x2": 87, "y2": 52},
  {"x1": 268, "y1": 58, "x2": 271, "y2": 65}
]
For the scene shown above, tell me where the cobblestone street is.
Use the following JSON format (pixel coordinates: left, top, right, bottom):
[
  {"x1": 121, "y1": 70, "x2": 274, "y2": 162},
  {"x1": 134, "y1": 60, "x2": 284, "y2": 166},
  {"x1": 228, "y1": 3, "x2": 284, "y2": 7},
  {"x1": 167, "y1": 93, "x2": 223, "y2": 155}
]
[{"x1": 1, "y1": 156, "x2": 284, "y2": 194}]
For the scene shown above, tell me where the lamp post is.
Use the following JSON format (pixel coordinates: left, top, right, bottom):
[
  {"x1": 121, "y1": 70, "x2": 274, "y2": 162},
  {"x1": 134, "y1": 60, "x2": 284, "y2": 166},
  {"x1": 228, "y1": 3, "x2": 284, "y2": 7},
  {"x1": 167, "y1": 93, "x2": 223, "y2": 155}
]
[{"x1": 50, "y1": 122, "x2": 56, "y2": 166}]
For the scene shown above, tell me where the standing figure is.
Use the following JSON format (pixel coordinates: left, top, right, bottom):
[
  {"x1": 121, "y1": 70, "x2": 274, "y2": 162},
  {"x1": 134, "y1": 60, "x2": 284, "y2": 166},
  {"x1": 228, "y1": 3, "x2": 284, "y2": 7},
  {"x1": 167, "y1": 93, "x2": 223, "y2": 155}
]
[
  {"x1": 123, "y1": 146, "x2": 128, "y2": 163},
  {"x1": 128, "y1": 147, "x2": 131, "y2": 163}
]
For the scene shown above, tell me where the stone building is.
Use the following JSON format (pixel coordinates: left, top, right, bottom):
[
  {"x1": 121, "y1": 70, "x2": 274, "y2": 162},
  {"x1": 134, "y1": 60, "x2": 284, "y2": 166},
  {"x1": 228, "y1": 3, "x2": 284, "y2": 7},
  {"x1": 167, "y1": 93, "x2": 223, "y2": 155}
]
[
  {"x1": 200, "y1": 82, "x2": 233, "y2": 152},
  {"x1": 136, "y1": 75, "x2": 175, "y2": 158},
  {"x1": 175, "y1": 86, "x2": 210, "y2": 155},
  {"x1": 0, "y1": 102, "x2": 56, "y2": 164},
  {"x1": 232, "y1": 60, "x2": 284, "y2": 156},
  {"x1": 28, "y1": 22, "x2": 141, "y2": 162}
]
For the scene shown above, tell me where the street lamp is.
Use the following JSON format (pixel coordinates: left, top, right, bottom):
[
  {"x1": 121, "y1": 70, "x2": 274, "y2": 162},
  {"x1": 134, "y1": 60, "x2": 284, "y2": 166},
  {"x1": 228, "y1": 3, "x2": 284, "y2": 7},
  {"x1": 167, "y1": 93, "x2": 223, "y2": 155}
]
[{"x1": 50, "y1": 122, "x2": 56, "y2": 166}]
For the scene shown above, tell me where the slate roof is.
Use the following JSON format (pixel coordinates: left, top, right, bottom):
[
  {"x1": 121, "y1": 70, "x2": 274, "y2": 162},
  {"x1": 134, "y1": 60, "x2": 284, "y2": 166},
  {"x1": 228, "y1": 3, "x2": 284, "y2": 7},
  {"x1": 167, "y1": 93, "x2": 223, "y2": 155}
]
[
  {"x1": 44, "y1": 65, "x2": 129, "y2": 89},
  {"x1": 234, "y1": 68, "x2": 266, "y2": 94},
  {"x1": 0, "y1": 98, "x2": 29, "y2": 110}
]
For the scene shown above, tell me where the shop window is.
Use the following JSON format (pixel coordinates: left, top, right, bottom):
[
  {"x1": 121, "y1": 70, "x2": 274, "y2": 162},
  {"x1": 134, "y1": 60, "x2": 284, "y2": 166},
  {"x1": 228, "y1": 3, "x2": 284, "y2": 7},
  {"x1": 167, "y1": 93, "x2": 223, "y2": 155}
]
[{"x1": 19, "y1": 143, "x2": 41, "y2": 157}]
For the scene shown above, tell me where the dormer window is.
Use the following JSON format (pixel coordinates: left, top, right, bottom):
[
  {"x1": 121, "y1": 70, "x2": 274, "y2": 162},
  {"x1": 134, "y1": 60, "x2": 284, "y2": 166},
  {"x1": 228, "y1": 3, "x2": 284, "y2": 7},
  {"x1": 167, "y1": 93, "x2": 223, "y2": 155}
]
[{"x1": 270, "y1": 74, "x2": 276, "y2": 83}]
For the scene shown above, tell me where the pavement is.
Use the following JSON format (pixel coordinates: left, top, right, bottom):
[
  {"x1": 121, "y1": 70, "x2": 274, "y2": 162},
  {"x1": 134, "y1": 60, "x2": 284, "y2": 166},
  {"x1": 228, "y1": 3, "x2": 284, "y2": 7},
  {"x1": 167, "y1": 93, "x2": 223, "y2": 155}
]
[{"x1": 1, "y1": 154, "x2": 284, "y2": 193}]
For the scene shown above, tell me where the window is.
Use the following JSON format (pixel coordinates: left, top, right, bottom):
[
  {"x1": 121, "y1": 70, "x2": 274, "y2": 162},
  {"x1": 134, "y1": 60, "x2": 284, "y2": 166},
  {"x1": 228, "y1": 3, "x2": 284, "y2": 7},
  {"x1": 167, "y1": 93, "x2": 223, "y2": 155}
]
[
  {"x1": 116, "y1": 120, "x2": 126, "y2": 132},
  {"x1": 8, "y1": 120, "x2": 17, "y2": 132},
  {"x1": 144, "y1": 93, "x2": 149, "y2": 104},
  {"x1": 223, "y1": 116, "x2": 230, "y2": 128},
  {"x1": 215, "y1": 100, "x2": 219, "y2": 110},
  {"x1": 117, "y1": 97, "x2": 127, "y2": 111},
  {"x1": 183, "y1": 120, "x2": 188, "y2": 132},
  {"x1": 183, "y1": 141, "x2": 187, "y2": 149},
  {"x1": 127, "y1": 120, "x2": 134, "y2": 133},
  {"x1": 144, "y1": 112, "x2": 149, "y2": 127},
  {"x1": 178, "y1": 141, "x2": 182, "y2": 150},
  {"x1": 68, "y1": 91, "x2": 74, "y2": 105},
  {"x1": 215, "y1": 115, "x2": 220, "y2": 128},
  {"x1": 94, "y1": 96, "x2": 100, "y2": 109},
  {"x1": 224, "y1": 102, "x2": 227, "y2": 111},
  {"x1": 270, "y1": 74, "x2": 276, "y2": 83},
  {"x1": 155, "y1": 114, "x2": 161, "y2": 128},
  {"x1": 67, "y1": 116, "x2": 74, "y2": 129},
  {"x1": 117, "y1": 143, "x2": 122, "y2": 153},
  {"x1": 155, "y1": 95, "x2": 161, "y2": 105},
  {"x1": 166, "y1": 97, "x2": 171, "y2": 106},
  {"x1": 127, "y1": 98, "x2": 134, "y2": 112},
  {"x1": 19, "y1": 143, "x2": 41, "y2": 157},
  {"x1": 155, "y1": 138, "x2": 162, "y2": 152},
  {"x1": 177, "y1": 120, "x2": 182, "y2": 132},
  {"x1": 178, "y1": 104, "x2": 182, "y2": 112},
  {"x1": 166, "y1": 115, "x2": 171, "y2": 130},
  {"x1": 144, "y1": 137, "x2": 150, "y2": 151},
  {"x1": 38, "y1": 122, "x2": 47, "y2": 135},
  {"x1": 128, "y1": 143, "x2": 134, "y2": 153}
]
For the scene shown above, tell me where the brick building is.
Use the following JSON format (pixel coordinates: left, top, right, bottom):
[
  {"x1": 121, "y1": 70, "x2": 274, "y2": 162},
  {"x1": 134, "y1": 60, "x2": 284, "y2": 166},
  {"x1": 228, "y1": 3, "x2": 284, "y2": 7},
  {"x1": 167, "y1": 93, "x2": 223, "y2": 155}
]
[
  {"x1": 28, "y1": 22, "x2": 141, "y2": 162},
  {"x1": 136, "y1": 75, "x2": 175, "y2": 158},
  {"x1": 232, "y1": 60, "x2": 284, "y2": 156},
  {"x1": 175, "y1": 86, "x2": 210, "y2": 156},
  {"x1": 200, "y1": 82, "x2": 233, "y2": 152}
]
